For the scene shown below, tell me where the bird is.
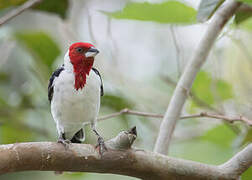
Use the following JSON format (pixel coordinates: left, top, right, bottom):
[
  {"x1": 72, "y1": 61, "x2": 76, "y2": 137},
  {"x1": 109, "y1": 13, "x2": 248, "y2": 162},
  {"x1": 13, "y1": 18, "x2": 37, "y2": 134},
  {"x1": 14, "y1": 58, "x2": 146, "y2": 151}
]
[{"x1": 48, "y1": 42, "x2": 106, "y2": 154}]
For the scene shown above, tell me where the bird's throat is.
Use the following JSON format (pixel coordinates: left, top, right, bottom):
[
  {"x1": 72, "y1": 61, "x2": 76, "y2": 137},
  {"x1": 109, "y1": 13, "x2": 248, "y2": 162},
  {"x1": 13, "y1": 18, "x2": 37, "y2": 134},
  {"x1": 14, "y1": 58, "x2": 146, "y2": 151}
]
[{"x1": 73, "y1": 59, "x2": 94, "y2": 90}]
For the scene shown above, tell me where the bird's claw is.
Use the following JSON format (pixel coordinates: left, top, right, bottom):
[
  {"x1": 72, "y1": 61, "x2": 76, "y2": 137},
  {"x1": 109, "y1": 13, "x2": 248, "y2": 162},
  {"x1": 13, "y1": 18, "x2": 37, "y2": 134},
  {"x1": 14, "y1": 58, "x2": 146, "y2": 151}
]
[
  {"x1": 95, "y1": 136, "x2": 107, "y2": 156},
  {"x1": 57, "y1": 138, "x2": 71, "y2": 149}
]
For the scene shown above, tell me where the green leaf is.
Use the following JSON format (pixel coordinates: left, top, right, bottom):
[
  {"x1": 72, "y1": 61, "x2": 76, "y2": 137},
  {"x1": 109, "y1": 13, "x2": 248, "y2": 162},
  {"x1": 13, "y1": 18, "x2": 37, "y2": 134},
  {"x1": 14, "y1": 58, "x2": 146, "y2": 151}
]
[
  {"x1": 105, "y1": 1, "x2": 197, "y2": 24},
  {"x1": 192, "y1": 71, "x2": 214, "y2": 105},
  {"x1": 0, "y1": 0, "x2": 69, "y2": 19},
  {"x1": 0, "y1": 0, "x2": 26, "y2": 9},
  {"x1": 237, "y1": 0, "x2": 252, "y2": 4},
  {"x1": 197, "y1": 0, "x2": 225, "y2": 22},
  {"x1": 101, "y1": 93, "x2": 134, "y2": 122},
  {"x1": 186, "y1": 100, "x2": 197, "y2": 114},
  {"x1": 242, "y1": 167, "x2": 252, "y2": 180},
  {"x1": 0, "y1": 72, "x2": 9, "y2": 83},
  {"x1": 216, "y1": 79, "x2": 233, "y2": 100},
  {"x1": 101, "y1": 94, "x2": 133, "y2": 111},
  {"x1": 33, "y1": 0, "x2": 69, "y2": 19},
  {"x1": 15, "y1": 31, "x2": 61, "y2": 68},
  {"x1": 201, "y1": 124, "x2": 237, "y2": 148},
  {"x1": 242, "y1": 129, "x2": 252, "y2": 145},
  {"x1": 170, "y1": 138, "x2": 234, "y2": 164},
  {"x1": 0, "y1": 123, "x2": 34, "y2": 144},
  {"x1": 234, "y1": 15, "x2": 252, "y2": 31},
  {"x1": 0, "y1": 96, "x2": 8, "y2": 107},
  {"x1": 191, "y1": 71, "x2": 233, "y2": 108},
  {"x1": 235, "y1": 11, "x2": 252, "y2": 24}
]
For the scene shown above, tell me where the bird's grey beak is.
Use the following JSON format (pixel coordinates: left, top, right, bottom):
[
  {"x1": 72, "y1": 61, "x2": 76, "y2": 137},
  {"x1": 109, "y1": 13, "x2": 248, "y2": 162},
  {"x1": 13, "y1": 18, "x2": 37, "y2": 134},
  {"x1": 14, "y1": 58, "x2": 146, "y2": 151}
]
[{"x1": 85, "y1": 47, "x2": 99, "y2": 58}]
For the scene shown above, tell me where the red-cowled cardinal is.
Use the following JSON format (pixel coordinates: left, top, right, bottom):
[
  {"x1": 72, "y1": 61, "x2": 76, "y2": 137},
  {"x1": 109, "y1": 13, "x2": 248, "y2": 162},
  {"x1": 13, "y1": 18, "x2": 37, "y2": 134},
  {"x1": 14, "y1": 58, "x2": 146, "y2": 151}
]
[{"x1": 48, "y1": 42, "x2": 106, "y2": 154}]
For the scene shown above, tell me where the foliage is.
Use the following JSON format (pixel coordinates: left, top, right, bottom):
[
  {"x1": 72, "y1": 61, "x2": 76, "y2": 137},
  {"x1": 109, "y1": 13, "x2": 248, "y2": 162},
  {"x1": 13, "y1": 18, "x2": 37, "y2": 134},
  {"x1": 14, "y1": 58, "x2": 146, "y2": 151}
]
[
  {"x1": 234, "y1": 0, "x2": 252, "y2": 27},
  {"x1": 15, "y1": 31, "x2": 61, "y2": 71},
  {"x1": 242, "y1": 167, "x2": 252, "y2": 180},
  {"x1": 201, "y1": 124, "x2": 237, "y2": 148},
  {"x1": 170, "y1": 138, "x2": 234, "y2": 164},
  {"x1": 0, "y1": 0, "x2": 26, "y2": 9},
  {"x1": 235, "y1": 16, "x2": 252, "y2": 31},
  {"x1": 191, "y1": 71, "x2": 233, "y2": 107},
  {"x1": 237, "y1": 0, "x2": 252, "y2": 4},
  {"x1": 0, "y1": 0, "x2": 69, "y2": 18},
  {"x1": 101, "y1": 94, "x2": 133, "y2": 111},
  {"x1": 242, "y1": 129, "x2": 252, "y2": 145},
  {"x1": 235, "y1": 11, "x2": 252, "y2": 24},
  {"x1": 101, "y1": 94, "x2": 134, "y2": 121},
  {"x1": 33, "y1": 0, "x2": 69, "y2": 19},
  {"x1": 105, "y1": 1, "x2": 196, "y2": 24},
  {"x1": 0, "y1": 123, "x2": 34, "y2": 144}
]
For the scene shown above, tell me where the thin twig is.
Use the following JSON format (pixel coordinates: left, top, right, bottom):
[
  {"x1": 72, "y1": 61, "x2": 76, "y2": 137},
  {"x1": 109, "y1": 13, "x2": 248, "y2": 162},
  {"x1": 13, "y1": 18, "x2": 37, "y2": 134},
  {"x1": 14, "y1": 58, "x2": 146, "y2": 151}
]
[
  {"x1": 106, "y1": 17, "x2": 119, "y2": 64},
  {"x1": 97, "y1": 108, "x2": 252, "y2": 126},
  {"x1": 87, "y1": 10, "x2": 97, "y2": 44},
  {"x1": 0, "y1": 0, "x2": 42, "y2": 26},
  {"x1": 98, "y1": 109, "x2": 163, "y2": 121},
  {"x1": 170, "y1": 26, "x2": 181, "y2": 77}
]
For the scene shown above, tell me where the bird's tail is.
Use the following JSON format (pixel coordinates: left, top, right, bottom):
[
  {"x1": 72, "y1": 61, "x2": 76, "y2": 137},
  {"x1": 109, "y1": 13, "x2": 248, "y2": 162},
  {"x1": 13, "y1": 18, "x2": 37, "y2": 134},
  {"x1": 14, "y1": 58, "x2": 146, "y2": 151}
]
[{"x1": 71, "y1": 129, "x2": 85, "y2": 143}]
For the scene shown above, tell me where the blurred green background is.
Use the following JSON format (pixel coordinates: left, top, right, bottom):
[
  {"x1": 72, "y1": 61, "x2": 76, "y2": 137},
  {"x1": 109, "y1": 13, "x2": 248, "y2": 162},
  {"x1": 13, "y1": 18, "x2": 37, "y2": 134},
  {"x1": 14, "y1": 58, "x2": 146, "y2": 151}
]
[{"x1": 0, "y1": 0, "x2": 251, "y2": 179}]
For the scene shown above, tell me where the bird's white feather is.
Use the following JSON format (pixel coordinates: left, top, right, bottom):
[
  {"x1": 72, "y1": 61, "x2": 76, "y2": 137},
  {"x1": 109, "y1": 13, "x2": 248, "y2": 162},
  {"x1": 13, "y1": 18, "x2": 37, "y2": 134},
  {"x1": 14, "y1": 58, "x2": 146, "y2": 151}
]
[{"x1": 50, "y1": 53, "x2": 101, "y2": 140}]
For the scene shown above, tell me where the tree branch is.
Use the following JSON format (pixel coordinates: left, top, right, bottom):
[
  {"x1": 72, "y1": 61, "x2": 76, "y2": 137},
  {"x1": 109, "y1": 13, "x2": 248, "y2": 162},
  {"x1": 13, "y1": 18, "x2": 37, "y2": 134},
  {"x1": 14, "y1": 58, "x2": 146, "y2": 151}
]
[
  {"x1": 219, "y1": 143, "x2": 252, "y2": 177},
  {"x1": 189, "y1": 112, "x2": 252, "y2": 126},
  {"x1": 170, "y1": 26, "x2": 182, "y2": 77},
  {"x1": 98, "y1": 108, "x2": 163, "y2": 121},
  {"x1": 0, "y1": 0, "x2": 42, "y2": 26},
  {"x1": 237, "y1": 4, "x2": 252, "y2": 13},
  {"x1": 97, "y1": 108, "x2": 252, "y2": 126},
  {"x1": 0, "y1": 127, "x2": 251, "y2": 180},
  {"x1": 154, "y1": 0, "x2": 242, "y2": 154}
]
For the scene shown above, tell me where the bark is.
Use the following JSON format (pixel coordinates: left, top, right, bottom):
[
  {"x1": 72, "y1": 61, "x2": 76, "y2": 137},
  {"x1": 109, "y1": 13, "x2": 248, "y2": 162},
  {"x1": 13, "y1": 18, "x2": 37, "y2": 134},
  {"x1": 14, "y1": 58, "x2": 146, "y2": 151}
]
[{"x1": 0, "y1": 128, "x2": 251, "y2": 180}]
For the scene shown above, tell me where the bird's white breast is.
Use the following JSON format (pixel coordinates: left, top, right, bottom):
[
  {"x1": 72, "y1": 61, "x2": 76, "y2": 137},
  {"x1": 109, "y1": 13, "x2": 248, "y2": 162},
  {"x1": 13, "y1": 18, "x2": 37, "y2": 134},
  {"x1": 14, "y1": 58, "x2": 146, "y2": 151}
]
[{"x1": 51, "y1": 69, "x2": 101, "y2": 139}]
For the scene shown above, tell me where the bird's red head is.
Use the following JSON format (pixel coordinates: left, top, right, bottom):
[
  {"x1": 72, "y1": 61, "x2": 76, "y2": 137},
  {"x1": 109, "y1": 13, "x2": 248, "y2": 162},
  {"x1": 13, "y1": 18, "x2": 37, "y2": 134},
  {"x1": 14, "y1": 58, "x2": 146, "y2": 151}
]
[
  {"x1": 68, "y1": 42, "x2": 99, "y2": 90},
  {"x1": 69, "y1": 42, "x2": 98, "y2": 64}
]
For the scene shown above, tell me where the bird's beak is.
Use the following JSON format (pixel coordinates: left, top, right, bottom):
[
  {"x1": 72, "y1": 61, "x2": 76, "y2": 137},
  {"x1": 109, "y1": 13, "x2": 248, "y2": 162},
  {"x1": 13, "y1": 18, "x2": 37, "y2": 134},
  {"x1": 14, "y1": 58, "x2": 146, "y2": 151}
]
[{"x1": 85, "y1": 47, "x2": 99, "y2": 58}]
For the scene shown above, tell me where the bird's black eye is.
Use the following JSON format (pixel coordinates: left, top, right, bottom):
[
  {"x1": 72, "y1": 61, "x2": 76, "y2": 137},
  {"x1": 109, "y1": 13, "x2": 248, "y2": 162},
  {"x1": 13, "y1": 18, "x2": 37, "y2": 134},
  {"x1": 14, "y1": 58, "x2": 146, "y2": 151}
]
[{"x1": 76, "y1": 47, "x2": 83, "y2": 53}]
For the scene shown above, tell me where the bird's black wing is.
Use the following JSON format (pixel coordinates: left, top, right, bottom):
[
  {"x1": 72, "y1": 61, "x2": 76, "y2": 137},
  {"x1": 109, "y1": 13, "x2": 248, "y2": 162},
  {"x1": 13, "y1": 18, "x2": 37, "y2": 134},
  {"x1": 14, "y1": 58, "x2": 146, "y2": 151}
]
[
  {"x1": 48, "y1": 65, "x2": 64, "y2": 103},
  {"x1": 92, "y1": 67, "x2": 104, "y2": 96}
]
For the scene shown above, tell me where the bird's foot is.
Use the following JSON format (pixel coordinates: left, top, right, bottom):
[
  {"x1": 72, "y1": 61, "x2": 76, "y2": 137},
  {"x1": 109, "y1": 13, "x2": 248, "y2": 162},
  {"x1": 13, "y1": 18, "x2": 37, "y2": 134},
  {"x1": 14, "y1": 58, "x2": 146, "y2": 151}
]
[
  {"x1": 57, "y1": 138, "x2": 71, "y2": 149},
  {"x1": 95, "y1": 136, "x2": 107, "y2": 156}
]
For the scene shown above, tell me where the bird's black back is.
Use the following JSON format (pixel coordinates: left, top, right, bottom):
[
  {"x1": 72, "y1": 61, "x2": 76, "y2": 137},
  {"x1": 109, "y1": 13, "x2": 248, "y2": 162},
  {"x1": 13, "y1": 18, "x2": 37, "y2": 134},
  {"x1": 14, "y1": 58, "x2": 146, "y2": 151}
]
[
  {"x1": 92, "y1": 67, "x2": 104, "y2": 97},
  {"x1": 48, "y1": 65, "x2": 64, "y2": 103}
]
